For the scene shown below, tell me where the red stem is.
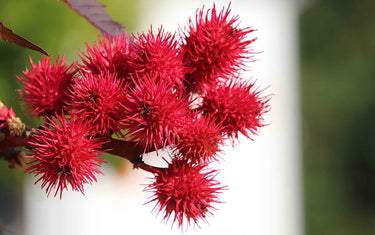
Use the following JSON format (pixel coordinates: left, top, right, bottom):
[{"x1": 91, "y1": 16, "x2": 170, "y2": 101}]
[
  {"x1": 103, "y1": 138, "x2": 164, "y2": 174},
  {"x1": 0, "y1": 134, "x2": 29, "y2": 150},
  {"x1": 1, "y1": 130, "x2": 164, "y2": 174}
]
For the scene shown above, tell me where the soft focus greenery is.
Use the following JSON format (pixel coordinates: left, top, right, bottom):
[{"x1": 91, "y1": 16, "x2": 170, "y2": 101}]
[{"x1": 301, "y1": 0, "x2": 375, "y2": 234}]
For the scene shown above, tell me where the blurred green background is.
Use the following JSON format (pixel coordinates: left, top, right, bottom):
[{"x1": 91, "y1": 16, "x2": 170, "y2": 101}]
[
  {"x1": 301, "y1": 0, "x2": 375, "y2": 234},
  {"x1": 1, "y1": 0, "x2": 375, "y2": 234}
]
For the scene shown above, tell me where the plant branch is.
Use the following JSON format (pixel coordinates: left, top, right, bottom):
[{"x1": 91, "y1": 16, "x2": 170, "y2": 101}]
[
  {"x1": 104, "y1": 138, "x2": 163, "y2": 174},
  {"x1": 0, "y1": 135, "x2": 28, "y2": 150},
  {"x1": 0, "y1": 127, "x2": 36, "y2": 151},
  {"x1": 0, "y1": 125, "x2": 164, "y2": 174}
]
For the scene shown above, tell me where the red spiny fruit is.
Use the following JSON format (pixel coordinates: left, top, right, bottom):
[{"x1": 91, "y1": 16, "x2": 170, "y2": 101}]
[
  {"x1": 147, "y1": 158, "x2": 225, "y2": 229},
  {"x1": 68, "y1": 72, "x2": 127, "y2": 137},
  {"x1": 0, "y1": 102, "x2": 24, "y2": 136},
  {"x1": 201, "y1": 78, "x2": 270, "y2": 141},
  {"x1": 17, "y1": 56, "x2": 76, "y2": 117},
  {"x1": 181, "y1": 4, "x2": 256, "y2": 93},
  {"x1": 25, "y1": 115, "x2": 105, "y2": 198},
  {"x1": 79, "y1": 32, "x2": 133, "y2": 79},
  {"x1": 122, "y1": 74, "x2": 189, "y2": 152},
  {"x1": 131, "y1": 28, "x2": 185, "y2": 89},
  {"x1": 175, "y1": 114, "x2": 223, "y2": 164},
  {"x1": 0, "y1": 101, "x2": 16, "y2": 129}
]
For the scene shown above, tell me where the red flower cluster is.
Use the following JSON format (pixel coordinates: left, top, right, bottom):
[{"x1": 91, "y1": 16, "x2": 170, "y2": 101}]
[{"x1": 15, "y1": 3, "x2": 270, "y2": 229}]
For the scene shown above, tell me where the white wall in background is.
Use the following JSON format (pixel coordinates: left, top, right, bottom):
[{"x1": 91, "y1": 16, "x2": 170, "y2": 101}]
[{"x1": 24, "y1": 1, "x2": 302, "y2": 235}]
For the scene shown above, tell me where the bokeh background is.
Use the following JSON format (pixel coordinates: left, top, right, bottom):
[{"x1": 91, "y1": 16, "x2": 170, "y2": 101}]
[
  {"x1": 301, "y1": 0, "x2": 375, "y2": 234},
  {"x1": 1, "y1": 0, "x2": 375, "y2": 234}
]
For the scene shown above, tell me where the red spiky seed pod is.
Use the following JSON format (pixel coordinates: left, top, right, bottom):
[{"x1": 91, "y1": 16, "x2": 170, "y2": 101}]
[
  {"x1": 122, "y1": 74, "x2": 189, "y2": 152},
  {"x1": 181, "y1": 4, "x2": 256, "y2": 93},
  {"x1": 201, "y1": 78, "x2": 270, "y2": 141},
  {"x1": 131, "y1": 27, "x2": 186, "y2": 89},
  {"x1": 175, "y1": 114, "x2": 224, "y2": 164},
  {"x1": 79, "y1": 32, "x2": 133, "y2": 79},
  {"x1": 25, "y1": 115, "x2": 105, "y2": 198},
  {"x1": 0, "y1": 101, "x2": 16, "y2": 129},
  {"x1": 146, "y1": 158, "x2": 225, "y2": 229},
  {"x1": 0, "y1": 102, "x2": 25, "y2": 136},
  {"x1": 17, "y1": 56, "x2": 76, "y2": 118},
  {"x1": 68, "y1": 72, "x2": 127, "y2": 137}
]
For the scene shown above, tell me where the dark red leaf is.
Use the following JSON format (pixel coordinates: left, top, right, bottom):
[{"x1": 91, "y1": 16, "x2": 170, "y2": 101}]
[
  {"x1": 0, "y1": 22, "x2": 48, "y2": 56},
  {"x1": 61, "y1": 0, "x2": 126, "y2": 36}
]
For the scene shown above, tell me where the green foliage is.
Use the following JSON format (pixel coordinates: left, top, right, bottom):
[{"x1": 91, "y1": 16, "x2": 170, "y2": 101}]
[{"x1": 301, "y1": 0, "x2": 375, "y2": 234}]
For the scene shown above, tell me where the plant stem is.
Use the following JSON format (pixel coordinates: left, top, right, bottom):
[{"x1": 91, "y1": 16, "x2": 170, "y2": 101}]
[
  {"x1": 104, "y1": 138, "x2": 164, "y2": 174},
  {"x1": 0, "y1": 128, "x2": 165, "y2": 174},
  {"x1": 0, "y1": 134, "x2": 29, "y2": 150}
]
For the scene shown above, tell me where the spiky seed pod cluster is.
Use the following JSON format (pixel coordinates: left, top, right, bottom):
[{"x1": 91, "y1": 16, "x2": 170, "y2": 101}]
[{"x1": 15, "y1": 3, "x2": 270, "y2": 229}]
